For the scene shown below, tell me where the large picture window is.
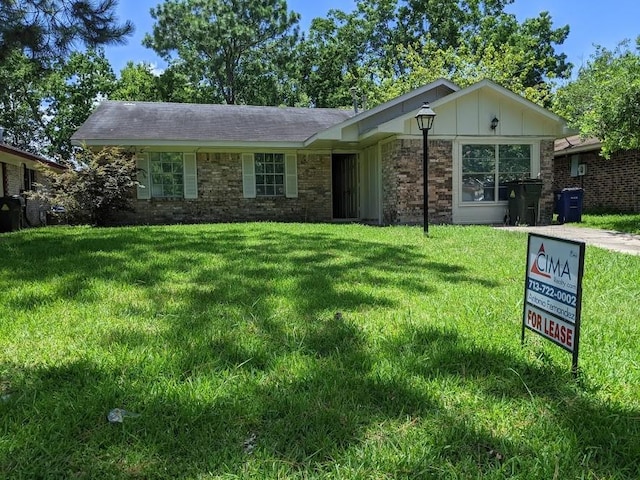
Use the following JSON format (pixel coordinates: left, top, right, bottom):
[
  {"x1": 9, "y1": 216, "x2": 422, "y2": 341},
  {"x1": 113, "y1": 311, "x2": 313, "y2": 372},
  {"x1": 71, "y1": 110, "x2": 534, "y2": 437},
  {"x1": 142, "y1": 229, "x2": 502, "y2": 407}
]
[
  {"x1": 255, "y1": 153, "x2": 285, "y2": 196},
  {"x1": 150, "y1": 152, "x2": 184, "y2": 198},
  {"x1": 461, "y1": 144, "x2": 531, "y2": 202}
]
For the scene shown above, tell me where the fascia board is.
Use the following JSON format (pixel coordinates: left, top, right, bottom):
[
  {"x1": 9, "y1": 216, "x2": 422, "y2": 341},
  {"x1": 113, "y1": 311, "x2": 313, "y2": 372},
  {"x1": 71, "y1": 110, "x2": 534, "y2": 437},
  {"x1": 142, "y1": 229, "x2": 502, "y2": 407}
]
[{"x1": 73, "y1": 139, "x2": 307, "y2": 149}]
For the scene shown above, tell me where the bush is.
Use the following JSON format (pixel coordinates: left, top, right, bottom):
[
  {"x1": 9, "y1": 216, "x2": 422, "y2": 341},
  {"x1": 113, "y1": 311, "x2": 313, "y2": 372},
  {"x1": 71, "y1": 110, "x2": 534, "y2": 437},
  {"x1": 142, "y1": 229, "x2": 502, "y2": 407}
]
[{"x1": 35, "y1": 147, "x2": 138, "y2": 226}]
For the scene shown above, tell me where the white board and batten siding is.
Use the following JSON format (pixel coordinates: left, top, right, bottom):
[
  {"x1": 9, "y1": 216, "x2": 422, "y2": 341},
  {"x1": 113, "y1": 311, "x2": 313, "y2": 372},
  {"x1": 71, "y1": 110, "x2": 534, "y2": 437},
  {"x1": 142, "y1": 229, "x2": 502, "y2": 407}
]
[{"x1": 409, "y1": 86, "x2": 554, "y2": 225}]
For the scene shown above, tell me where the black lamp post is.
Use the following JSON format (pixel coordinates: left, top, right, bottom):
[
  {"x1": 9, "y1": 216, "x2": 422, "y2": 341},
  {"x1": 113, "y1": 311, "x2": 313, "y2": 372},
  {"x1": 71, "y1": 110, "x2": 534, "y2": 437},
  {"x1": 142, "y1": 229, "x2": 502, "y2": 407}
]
[{"x1": 415, "y1": 102, "x2": 437, "y2": 234}]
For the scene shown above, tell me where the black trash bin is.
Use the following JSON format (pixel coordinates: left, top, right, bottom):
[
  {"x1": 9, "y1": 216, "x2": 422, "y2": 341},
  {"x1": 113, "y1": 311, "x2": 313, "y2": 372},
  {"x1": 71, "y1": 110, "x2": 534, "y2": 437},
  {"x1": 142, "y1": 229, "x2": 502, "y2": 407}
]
[
  {"x1": 0, "y1": 196, "x2": 23, "y2": 232},
  {"x1": 554, "y1": 188, "x2": 584, "y2": 224},
  {"x1": 506, "y1": 179, "x2": 544, "y2": 226}
]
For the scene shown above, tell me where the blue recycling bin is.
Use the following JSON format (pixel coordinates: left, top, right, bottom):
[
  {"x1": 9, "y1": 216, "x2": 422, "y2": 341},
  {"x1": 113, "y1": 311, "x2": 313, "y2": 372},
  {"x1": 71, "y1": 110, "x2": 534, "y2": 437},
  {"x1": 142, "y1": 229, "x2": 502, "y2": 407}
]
[{"x1": 554, "y1": 188, "x2": 584, "y2": 224}]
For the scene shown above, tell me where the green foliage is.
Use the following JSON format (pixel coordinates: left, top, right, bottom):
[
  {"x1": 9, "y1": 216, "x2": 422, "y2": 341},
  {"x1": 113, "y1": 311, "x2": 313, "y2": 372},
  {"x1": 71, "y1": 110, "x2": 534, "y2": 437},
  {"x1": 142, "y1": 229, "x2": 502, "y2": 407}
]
[
  {"x1": 43, "y1": 49, "x2": 117, "y2": 159},
  {"x1": 0, "y1": 49, "x2": 115, "y2": 161},
  {"x1": 110, "y1": 61, "x2": 162, "y2": 102},
  {"x1": 0, "y1": 50, "x2": 48, "y2": 152},
  {"x1": 367, "y1": 39, "x2": 558, "y2": 107},
  {"x1": 300, "y1": 1, "x2": 570, "y2": 108},
  {"x1": 579, "y1": 213, "x2": 640, "y2": 235},
  {"x1": 35, "y1": 146, "x2": 138, "y2": 226},
  {"x1": 0, "y1": 223, "x2": 639, "y2": 478},
  {"x1": 554, "y1": 39, "x2": 640, "y2": 157},
  {"x1": 143, "y1": 0, "x2": 301, "y2": 105},
  {"x1": 0, "y1": 0, "x2": 133, "y2": 66}
]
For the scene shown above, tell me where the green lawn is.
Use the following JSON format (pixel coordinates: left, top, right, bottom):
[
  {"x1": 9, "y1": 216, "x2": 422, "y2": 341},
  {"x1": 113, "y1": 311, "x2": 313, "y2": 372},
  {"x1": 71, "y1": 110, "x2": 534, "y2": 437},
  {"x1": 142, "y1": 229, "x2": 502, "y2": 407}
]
[
  {"x1": 579, "y1": 212, "x2": 640, "y2": 235},
  {"x1": 1, "y1": 223, "x2": 639, "y2": 479}
]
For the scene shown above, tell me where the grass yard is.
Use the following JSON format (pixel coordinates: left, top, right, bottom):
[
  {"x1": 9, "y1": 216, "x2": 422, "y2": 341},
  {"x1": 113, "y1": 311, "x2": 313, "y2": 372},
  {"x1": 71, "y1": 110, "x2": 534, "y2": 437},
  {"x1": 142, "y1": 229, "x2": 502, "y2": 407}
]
[
  {"x1": 1, "y1": 223, "x2": 639, "y2": 479},
  {"x1": 579, "y1": 213, "x2": 640, "y2": 235}
]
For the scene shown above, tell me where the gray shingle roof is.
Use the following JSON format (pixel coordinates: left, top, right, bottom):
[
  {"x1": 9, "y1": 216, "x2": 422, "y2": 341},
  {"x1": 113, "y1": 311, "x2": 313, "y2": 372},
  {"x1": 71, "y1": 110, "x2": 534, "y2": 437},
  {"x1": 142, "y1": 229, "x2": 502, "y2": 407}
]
[
  {"x1": 72, "y1": 101, "x2": 356, "y2": 144},
  {"x1": 554, "y1": 135, "x2": 601, "y2": 153}
]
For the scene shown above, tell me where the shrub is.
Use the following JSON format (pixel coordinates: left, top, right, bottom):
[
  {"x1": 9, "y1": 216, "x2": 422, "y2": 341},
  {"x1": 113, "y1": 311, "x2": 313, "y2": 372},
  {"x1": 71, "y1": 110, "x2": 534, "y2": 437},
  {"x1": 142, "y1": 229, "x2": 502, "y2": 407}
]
[{"x1": 35, "y1": 147, "x2": 138, "y2": 226}]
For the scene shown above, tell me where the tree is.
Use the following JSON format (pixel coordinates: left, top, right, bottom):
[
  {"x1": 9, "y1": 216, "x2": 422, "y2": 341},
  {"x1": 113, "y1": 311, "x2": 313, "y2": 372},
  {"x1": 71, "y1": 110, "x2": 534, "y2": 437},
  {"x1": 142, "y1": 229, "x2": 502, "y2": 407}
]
[
  {"x1": 43, "y1": 49, "x2": 116, "y2": 160},
  {"x1": 299, "y1": 0, "x2": 570, "y2": 108},
  {"x1": 111, "y1": 61, "x2": 163, "y2": 102},
  {"x1": 34, "y1": 146, "x2": 138, "y2": 226},
  {"x1": 0, "y1": 50, "x2": 48, "y2": 151},
  {"x1": 143, "y1": 0, "x2": 301, "y2": 105},
  {"x1": 367, "y1": 38, "x2": 558, "y2": 107},
  {"x1": 554, "y1": 39, "x2": 640, "y2": 158},
  {"x1": 0, "y1": 0, "x2": 133, "y2": 65},
  {"x1": 0, "y1": 48, "x2": 116, "y2": 160}
]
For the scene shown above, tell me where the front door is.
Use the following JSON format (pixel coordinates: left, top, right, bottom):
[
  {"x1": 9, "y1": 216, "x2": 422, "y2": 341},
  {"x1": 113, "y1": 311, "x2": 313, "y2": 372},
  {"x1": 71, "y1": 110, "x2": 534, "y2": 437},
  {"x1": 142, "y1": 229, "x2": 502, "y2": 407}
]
[{"x1": 332, "y1": 154, "x2": 359, "y2": 219}]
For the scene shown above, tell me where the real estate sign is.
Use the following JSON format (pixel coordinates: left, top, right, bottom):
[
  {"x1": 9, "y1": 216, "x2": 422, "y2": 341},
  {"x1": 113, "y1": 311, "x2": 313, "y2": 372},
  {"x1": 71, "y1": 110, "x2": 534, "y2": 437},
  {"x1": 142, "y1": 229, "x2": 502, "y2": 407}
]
[{"x1": 522, "y1": 234, "x2": 585, "y2": 373}]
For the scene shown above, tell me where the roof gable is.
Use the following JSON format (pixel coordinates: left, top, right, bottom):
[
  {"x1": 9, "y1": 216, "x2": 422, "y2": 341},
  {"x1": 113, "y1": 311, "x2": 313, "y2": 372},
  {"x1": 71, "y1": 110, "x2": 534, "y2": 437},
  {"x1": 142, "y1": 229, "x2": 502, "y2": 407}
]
[
  {"x1": 361, "y1": 79, "x2": 568, "y2": 139},
  {"x1": 305, "y1": 78, "x2": 459, "y2": 145}
]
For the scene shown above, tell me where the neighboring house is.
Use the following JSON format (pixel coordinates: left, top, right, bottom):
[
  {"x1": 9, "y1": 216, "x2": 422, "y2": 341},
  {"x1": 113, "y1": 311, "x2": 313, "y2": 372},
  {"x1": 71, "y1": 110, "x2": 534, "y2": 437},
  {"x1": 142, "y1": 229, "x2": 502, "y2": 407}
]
[
  {"x1": 554, "y1": 135, "x2": 640, "y2": 212},
  {"x1": 0, "y1": 138, "x2": 65, "y2": 226},
  {"x1": 72, "y1": 79, "x2": 568, "y2": 226}
]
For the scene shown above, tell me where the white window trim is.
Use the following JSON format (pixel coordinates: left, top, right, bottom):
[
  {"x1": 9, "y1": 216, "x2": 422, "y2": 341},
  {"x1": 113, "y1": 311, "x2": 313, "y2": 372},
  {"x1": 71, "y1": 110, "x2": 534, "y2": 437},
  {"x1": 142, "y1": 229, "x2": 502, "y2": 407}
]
[
  {"x1": 456, "y1": 139, "x2": 539, "y2": 205},
  {"x1": 136, "y1": 152, "x2": 198, "y2": 200}
]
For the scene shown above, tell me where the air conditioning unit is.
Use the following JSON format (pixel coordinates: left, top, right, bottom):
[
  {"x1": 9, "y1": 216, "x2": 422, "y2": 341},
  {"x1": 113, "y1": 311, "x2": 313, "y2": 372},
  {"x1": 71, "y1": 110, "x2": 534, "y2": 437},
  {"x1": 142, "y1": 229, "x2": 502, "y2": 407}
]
[{"x1": 577, "y1": 163, "x2": 587, "y2": 176}]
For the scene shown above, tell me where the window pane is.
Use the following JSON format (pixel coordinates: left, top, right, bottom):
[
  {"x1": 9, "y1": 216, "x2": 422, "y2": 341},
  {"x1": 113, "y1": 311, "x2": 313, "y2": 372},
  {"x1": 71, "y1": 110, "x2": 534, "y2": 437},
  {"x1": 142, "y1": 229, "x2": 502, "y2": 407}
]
[
  {"x1": 462, "y1": 145, "x2": 495, "y2": 174},
  {"x1": 461, "y1": 145, "x2": 495, "y2": 202},
  {"x1": 150, "y1": 153, "x2": 184, "y2": 198},
  {"x1": 499, "y1": 145, "x2": 531, "y2": 178},
  {"x1": 462, "y1": 175, "x2": 492, "y2": 202},
  {"x1": 254, "y1": 153, "x2": 285, "y2": 196},
  {"x1": 498, "y1": 144, "x2": 531, "y2": 200}
]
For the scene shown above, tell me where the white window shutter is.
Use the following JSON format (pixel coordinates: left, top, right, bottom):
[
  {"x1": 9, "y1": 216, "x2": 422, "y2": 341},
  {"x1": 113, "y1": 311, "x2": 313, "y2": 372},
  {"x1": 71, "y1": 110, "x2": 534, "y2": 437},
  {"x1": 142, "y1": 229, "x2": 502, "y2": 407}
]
[
  {"x1": 285, "y1": 153, "x2": 298, "y2": 198},
  {"x1": 242, "y1": 153, "x2": 256, "y2": 198},
  {"x1": 135, "y1": 153, "x2": 150, "y2": 200},
  {"x1": 183, "y1": 153, "x2": 198, "y2": 199}
]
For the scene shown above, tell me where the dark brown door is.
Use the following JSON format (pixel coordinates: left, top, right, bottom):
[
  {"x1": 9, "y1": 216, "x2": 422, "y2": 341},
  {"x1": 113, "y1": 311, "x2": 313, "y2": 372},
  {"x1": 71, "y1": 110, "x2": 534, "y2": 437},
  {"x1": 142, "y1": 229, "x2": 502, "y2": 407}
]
[{"x1": 332, "y1": 154, "x2": 358, "y2": 219}]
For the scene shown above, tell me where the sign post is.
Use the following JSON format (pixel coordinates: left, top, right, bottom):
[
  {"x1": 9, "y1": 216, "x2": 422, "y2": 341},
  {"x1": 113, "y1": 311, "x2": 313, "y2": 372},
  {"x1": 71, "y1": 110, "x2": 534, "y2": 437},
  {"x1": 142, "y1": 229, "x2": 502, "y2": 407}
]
[{"x1": 522, "y1": 233, "x2": 585, "y2": 376}]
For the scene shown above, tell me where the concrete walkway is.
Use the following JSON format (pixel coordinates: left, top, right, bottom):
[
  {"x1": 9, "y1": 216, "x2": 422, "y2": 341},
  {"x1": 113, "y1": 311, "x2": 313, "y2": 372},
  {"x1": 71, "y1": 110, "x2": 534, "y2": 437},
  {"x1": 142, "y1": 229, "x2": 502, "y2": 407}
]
[{"x1": 497, "y1": 224, "x2": 640, "y2": 256}]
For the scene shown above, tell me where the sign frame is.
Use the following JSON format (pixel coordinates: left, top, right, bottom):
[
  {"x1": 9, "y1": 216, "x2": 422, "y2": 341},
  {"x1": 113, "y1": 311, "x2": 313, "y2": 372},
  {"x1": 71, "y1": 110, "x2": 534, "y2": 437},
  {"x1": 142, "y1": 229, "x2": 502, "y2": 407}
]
[{"x1": 521, "y1": 233, "x2": 585, "y2": 375}]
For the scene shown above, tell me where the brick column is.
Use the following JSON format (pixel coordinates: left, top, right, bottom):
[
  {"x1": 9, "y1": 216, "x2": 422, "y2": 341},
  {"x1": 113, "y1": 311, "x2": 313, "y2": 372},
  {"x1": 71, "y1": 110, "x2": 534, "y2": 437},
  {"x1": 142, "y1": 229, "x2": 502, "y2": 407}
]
[{"x1": 381, "y1": 138, "x2": 453, "y2": 225}]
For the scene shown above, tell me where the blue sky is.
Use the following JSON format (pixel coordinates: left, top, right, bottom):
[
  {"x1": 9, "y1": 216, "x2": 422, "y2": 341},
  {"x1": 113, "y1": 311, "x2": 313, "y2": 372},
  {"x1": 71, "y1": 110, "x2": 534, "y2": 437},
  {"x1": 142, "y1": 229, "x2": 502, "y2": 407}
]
[{"x1": 104, "y1": 0, "x2": 640, "y2": 78}]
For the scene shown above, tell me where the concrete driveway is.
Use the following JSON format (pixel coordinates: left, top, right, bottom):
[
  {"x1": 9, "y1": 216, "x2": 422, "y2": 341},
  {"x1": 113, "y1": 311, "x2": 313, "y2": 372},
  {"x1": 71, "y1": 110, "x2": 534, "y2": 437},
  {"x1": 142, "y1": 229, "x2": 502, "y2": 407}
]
[{"x1": 497, "y1": 225, "x2": 640, "y2": 256}]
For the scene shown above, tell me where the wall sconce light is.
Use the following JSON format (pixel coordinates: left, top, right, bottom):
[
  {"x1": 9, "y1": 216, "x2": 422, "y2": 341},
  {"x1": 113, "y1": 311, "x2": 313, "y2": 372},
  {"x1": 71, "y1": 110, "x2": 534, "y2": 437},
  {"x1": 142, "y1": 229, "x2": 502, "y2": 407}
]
[{"x1": 490, "y1": 117, "x2": 499, "y2": 130}]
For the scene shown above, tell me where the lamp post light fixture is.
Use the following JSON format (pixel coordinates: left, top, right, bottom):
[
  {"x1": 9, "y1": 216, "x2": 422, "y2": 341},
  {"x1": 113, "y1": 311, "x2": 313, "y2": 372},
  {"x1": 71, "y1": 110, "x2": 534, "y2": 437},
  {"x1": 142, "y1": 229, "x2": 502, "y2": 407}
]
[{"x1": 415, "y1": 102, "x2": 437, "y2": 235}]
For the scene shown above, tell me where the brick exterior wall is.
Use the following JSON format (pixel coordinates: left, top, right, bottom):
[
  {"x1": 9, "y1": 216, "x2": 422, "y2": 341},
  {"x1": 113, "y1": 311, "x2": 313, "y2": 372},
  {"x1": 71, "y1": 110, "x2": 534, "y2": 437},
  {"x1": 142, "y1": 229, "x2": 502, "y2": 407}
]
[
  {"x1": 118, "y1": 152, "x2": 333, "y2": 225},
  {"x1": 538, "y1": 140, "x2": 555, "y2": 224},
  {"x1": 553, "y1": 148, "x2": 640, "y2": 213},
  {"x1": 381, "y1": 138, "x2": 453, "y2": 225}
]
